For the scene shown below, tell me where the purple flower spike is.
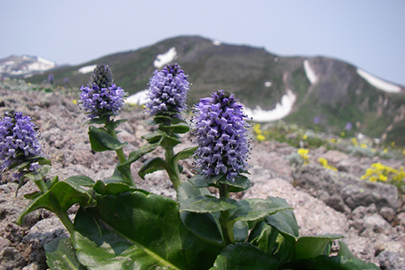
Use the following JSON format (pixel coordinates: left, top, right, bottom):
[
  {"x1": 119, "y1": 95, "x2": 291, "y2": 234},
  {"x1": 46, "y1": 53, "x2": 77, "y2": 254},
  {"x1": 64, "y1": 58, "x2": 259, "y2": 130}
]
[
  {"x1": 192, "y1": 90, "x2": 251, "y2": 182},
  {"x1": 0, "y1": 111, "x2": 43, "y2": 172},
  {"x1": 146, "y1": 63, "x2": 189, "y2": 117},
  {"x1": 79, "y1": 64, "x2": 126, "y2": 119},
  {"x1": 345, "y1": 122, "x2": 352, "y2": 131}
]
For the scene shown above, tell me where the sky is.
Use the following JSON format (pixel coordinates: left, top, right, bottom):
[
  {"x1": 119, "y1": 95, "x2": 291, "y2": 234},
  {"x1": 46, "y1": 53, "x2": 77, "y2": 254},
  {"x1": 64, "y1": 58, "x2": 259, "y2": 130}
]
[{"x1": 2, "y1": 0, "x2": 405, "y2": 86}]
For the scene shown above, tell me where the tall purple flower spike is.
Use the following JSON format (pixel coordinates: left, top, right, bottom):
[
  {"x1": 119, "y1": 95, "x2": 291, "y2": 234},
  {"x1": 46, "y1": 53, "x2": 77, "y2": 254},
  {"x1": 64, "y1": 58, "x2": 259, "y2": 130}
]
[
  {"x1": 0, "y1": 111, "x2": 43, "y2": 172},
  {"x1": 146, "y1": 63, "x2": 189, "y2": 117},
  {"x1": 79, "y1": 64, "x2": 126, "y2": 119},
  {"x1": 192, "y1": 90, "x2": 251, "y2": 182}
]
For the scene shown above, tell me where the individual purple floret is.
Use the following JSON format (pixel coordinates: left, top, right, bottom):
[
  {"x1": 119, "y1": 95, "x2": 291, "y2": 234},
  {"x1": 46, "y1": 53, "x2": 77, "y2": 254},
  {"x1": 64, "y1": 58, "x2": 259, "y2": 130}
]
[
  {"x1": 0, "y1": 111, "x2": 43, "y2": 172},
  {"x1": 146, "y1": 63, "x2": 189, "y2": 117},
  {"x1": 79, "y1": 64, "x2": 126, "y2": 119},
  {"x1": 192, "y1": 90, "x2": 251, "y2": 182}
]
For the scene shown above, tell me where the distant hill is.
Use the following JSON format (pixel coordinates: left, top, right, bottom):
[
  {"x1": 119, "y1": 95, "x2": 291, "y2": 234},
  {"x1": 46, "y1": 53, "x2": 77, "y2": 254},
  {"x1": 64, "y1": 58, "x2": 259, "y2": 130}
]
[
  {"x1": 0, "y1": 55, "x2": 58, "y2": 77},
  {"x1": 16, "y1": 35, "x2": 405, "y2": 145}
]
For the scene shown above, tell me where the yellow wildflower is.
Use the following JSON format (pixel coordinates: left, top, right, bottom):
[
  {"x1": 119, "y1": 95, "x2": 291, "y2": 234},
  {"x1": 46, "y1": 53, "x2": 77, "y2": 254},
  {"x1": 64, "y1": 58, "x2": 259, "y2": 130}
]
[
  {"x1": 391, "y1": 142, "x2": 395, "y2": 147},
  {"x1": 379, "y1": 174, "x2": 387, "y2": 182},
  {"x1": 302, "y1": 134, "x2": 307, "y2": 140},
  {"x1": 331, "y1": 138, "x2": 336, "y2": 143},
  {"x1": 360, "y1": 144, "x2": 367, "y2": 148},
  {"x1": 257, "y1": 134, "x2": 266, "y2": 142},
  {"x1": 383, "y1": 149, "x2": 388, "y2": 153},
  {"x1": 72, "y1": 100, "x2": 77, "y2": 104},
  {"x1": 369, "y1": 176, "x2": 377, "y2": 182}
]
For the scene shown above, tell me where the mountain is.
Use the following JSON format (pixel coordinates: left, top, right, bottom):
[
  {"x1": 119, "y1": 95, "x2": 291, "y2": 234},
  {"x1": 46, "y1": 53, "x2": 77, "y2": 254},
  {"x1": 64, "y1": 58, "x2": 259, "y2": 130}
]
[
  {"x1": 0, "y1": 55, "x2": 58, "y2": 78},
  {"x1": 19, "y1": 35, "x2": 405, "y2": 145}
]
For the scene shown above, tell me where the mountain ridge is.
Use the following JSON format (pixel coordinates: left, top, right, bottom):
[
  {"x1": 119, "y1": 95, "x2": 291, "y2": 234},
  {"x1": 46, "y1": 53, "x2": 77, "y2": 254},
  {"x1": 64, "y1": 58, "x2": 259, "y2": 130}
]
[{"x1": 4, "y1": 35, "x2": 405, "y2": 145}]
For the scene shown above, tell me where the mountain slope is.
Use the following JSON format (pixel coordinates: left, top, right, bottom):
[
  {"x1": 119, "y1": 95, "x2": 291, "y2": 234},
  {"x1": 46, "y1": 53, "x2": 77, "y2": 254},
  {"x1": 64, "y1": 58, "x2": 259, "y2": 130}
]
[{"x1": 22, "y1": 35, "x2": 405, "y2": 145}]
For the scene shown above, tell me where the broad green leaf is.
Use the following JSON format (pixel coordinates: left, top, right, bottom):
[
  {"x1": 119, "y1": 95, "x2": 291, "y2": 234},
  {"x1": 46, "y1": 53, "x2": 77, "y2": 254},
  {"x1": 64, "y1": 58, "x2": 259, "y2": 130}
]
[
  {"x1": 93, "y1": 181, "x2": 138, "y2": 196},
  {"x1": 141, "y1": 131, "x2": 164, "y2": 143},
  {"x1": 73, "y1": 191, "x2": 222, "y2": 270},
  {"x1": 24, "y1": 166, "x2": 50, "y2": 181},
  {"x1": 48, "y1": 175, "x2": 59, "y2": 189},
  {"x1": 188, "y1": 174, "x2": 224, "y2": 188},
  {"x1": 84, "y1": 116, "x2": 108, "y2": 126},
  {"x1": 234, "y1": 221, "x2": 249, "y2": 243},
  {"x1": 138, "y1": 157, "x2": 176, "y2": 180},
  {"x1": 188, "y1": 174, "x2": 250, "y2": 192},
  {"x1": 294, "y1": 234, "x2": 344, "y2": 260},
  {"x1": 160, "y1": 133, "x2": 182, "y2": 149},
  {"x1": 210, "y1": 243, "x2": 279, "y2": 269},
  {"x1": 64, "y1": 175, "x2": 95, "y2": 188},
  {"x1": 23, "y1": 191, "x2": 42, "y2": 200},
  {"x1": 217, "y1": 175, "x2": 251, "y2": 192},
  {"x1": 265, "y1": 207, "x2": 299, "y2": 242},
  {"x1": 180, "y1": 211, "x2": 224, "y2": 247},
  {"x1": 179, "y1": 195, "x2": 239, "y2": 213},
  {"x1": 229, "y1": 197, "x2": 293, "y2": 222},
  {"x1": 35, "y1": 157, "x2": 52, "y2": 166},
  {"x1": 17, "y1": 181, "x2": 96, "y2": 225},
  {"x1": 177, "y1": 182, "x2": 211, "y2": 202},
  {"x1": 337, "y1": 241, "x2": 356, "y2": 259},
  {"x1": 88, "y1": 126, "x2": 127, "y2": 152},
  {"x1": 172, "y1": 147, "x2": 198, "y2": 164},
  {"x1": 250, "y1": 223, "x2": 279, "y2": 253},
  {"x1": 158, "y1": 123, "x2": 189, "y2": 134},
  {"x1": 44, "y1": 238, "x2": 86, "y2": 270}
]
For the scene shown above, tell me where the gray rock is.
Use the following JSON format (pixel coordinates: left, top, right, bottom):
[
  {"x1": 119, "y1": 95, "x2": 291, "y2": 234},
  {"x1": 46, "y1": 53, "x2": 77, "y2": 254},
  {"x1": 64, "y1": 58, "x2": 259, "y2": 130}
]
[
  {"x1": 377, "y1": 251, "x2": 405, "y2": 270},
  {"x1": 363, "y1": 213, "x2": 391, "y2": 233},
  {"x1": 380, "y1": 206, "x2": 397, "y2": 223},
  {"x1": 22, "y1": 262, "x2": 40, "y2": 270},
  {"x1": 0, "y1": 247, "x2": 27, "y2": 270}
]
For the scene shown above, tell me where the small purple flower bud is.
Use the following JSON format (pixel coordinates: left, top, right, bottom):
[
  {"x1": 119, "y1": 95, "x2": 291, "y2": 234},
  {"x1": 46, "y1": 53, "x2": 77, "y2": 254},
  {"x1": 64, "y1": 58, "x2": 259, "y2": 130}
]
[
  {"x1": 313, "y1": 117, "x2": 320, "y2": 124},
  {"x1": 0, "y1": 111, "x2": 43, "y2": 173},
  {"x1": 146, "y1": 63, "x2": 189, "y2": 117},
  {"x1": 192, "y1": 90, "x2": 250, "y2": 182},
  {"x1": 79, "y1": 65, "x2": 127, "y2": 119},
  {"x1": 345, "y1": 122, "x2": 352, "y2": 131}
]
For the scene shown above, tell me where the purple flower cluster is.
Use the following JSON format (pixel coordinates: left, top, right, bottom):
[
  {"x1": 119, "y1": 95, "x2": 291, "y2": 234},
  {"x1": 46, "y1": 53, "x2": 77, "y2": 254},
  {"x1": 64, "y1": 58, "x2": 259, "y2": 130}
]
[
  {"x1": 146, "y1": 63, "x2": 189, "y2": 117},
  {"x1": 192, "y1": 90, "x2": 250, "y2": 181},
  {"x1": 0, "y1": 111, "x2": 43, "y2": 172},
  {"x1": 79, "y1": 65, "x2": 126, "y2": 119}
]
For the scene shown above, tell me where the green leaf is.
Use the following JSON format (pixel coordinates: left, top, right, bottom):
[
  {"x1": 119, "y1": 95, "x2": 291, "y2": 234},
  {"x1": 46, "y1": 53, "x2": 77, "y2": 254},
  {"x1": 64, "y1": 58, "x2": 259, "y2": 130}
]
[
  {"x1": 229, "y1": 197, "x2": 293, "y2": 222},
  {"x1": 84, "y1": 116, "x2": 108, "y2": 126},
  {"x1": 158, "y1": 123, "x2": 189, "y2": 134},
  {"x1": 234, "y1": 221, "x2": 249, "y2": 243},
  {"x1": 23, "y1": 191, "x2": 42, "y2": 200},
  {"x1": 337, "y1": 241, "x2": 356, "y2": 259},
  {"x1": 141, "y1": 131, "x2": 163, "y2": 143},
  {"x1": 117, "y1": 141, "x2": 160, "y2": 179},
  {"x1": 47, "y1": 175, "x2": 59, "y2": 189},
  {"x1": 188, "y1": 174, "x2": 251, "y2": 192},
  {"x1": 210, "y1": 243, "x2": 279, "y2": 269},
  {"x1": 179, "y1": 195, "x2": 239, "y2": 213},
  {"x1": 294, "y1": 234, "x2": 344, "y2": 260},
  {"x1": 44, "y1": 238, "x2": 87, "y2": 270},
  {"x1": 265, "y1": 207, "x2": 300, "y2": 242},
  {"x1": 188, "y1": 174, "x2": 224, "y2": 188},
  {"x1": 217, "y1": 175, "x2": 251, "y2": 192},
  {"x1": 64, "y1": 175, "x2": 95, "y2": 188},
  {"x1": 177, "y1": 182, "x2": 212, "y2": 202},
  {"x1": 180, "y1": 211, "x2": 224, "y2": 247},
  {"x1": 17, "y1": 181, "x2": 96, "y2": 225},
  {"x1": 249, "y1": 222, "x2": 279, "y2": 253},
  {"x1": 172, "y1": 146, "x2": 198, "y2": 164},
  {"x1": 105, "y1": 118, "x2": 129, "y2": 131},
  {"x1": 93, "y1": 181, "x2": 138, "y2": 196},
  {"x1": 160, "y1": 133, "x2": 182, "y2": 149},
  {"x1": 88, "y1": 126, "x2": 127, "y2": 152},
  {"x1": 138, "y1": 157, "x2": 176, "y2": 180},
  {"x1": 72, "y1": 191, "x2": 222, "y2": 270},
  {"x1": 24, "y1": 166, "x2": 50, "y2": 181}
]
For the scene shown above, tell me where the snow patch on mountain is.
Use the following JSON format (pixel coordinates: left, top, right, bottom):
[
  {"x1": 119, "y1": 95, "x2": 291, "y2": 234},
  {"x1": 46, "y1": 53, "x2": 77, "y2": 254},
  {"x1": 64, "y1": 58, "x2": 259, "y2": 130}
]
[
  {"x1": 0, "y1": 55, "x2": 56, "y2": 77},
  {"x1": 303, "y1": 60, "x2": 318, "y2": 84},
  {"x1": 357, "y1": 69, "x2": 401, "y2": 93},
  {"x1": 244, "y1": 89, "x2": 296, "y2": 122},
  {"x1": 213, "y1": 40, "x2": 222, "y2": 46},
  {"x1": 125, "y1": 90, "x2": 148, "y2": 105},
  {"x1": 153, "y1": 47, "x2": 177, "y2": 68},
  {"x1": 78, "y1": 65, "x2": 97, "y2": 74}
]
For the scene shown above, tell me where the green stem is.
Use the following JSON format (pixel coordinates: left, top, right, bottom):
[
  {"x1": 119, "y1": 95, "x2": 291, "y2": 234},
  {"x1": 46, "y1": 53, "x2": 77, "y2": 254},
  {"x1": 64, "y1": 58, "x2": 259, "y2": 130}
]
[
  {"x1": 57, "y1": 210, "x2": 74, "y2": 235},
  {"x1": 219, "y1": 184, "x2": 234, "y2": 245},
  {"x1": 106, "y1": 125, "x2": 135, "y2": 187},
  {"x1": 164, "y1": 145, "x2": 182, "y2": 191}
]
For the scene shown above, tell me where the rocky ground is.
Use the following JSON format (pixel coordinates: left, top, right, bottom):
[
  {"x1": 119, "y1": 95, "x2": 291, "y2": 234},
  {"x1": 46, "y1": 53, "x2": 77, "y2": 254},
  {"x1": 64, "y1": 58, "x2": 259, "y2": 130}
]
[{"x1": 0, "y1": 85, "x2": 404, "y2": 269}]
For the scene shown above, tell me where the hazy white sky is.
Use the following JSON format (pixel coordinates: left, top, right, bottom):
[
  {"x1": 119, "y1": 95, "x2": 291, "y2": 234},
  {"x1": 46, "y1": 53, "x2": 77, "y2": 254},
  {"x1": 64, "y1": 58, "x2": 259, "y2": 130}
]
[{"x1": 2, "y1": 0, "x2": 404, "y2": 85}]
